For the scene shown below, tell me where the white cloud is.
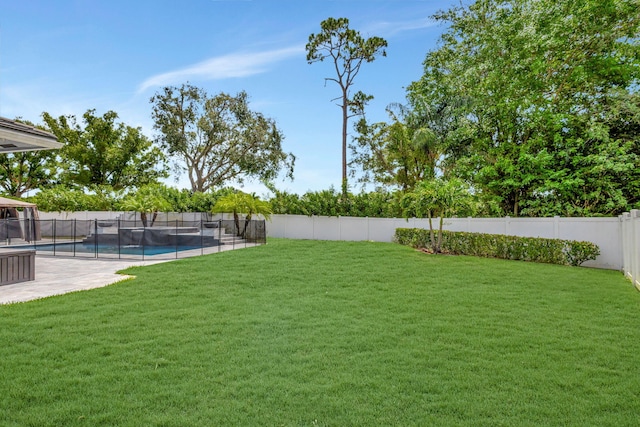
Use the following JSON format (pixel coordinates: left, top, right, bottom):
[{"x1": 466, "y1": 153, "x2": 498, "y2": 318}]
[
  {"x1": 137, "y1": 45, "x2": 304, "y2": 93},
  {"x1": 364, "y1": 17, "x2": 436, "y2": 37}
]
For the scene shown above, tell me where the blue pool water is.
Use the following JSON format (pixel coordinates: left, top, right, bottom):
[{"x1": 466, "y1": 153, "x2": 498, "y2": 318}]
[{"x1": 30, "y1": 243, "x2": 203, "y2": 256}]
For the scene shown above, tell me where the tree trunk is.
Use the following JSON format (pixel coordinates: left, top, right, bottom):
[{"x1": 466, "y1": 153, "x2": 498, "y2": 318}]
[
  {"x1": 140, "y1": 212, "x2": 148, "y2": 228},
  {"x1": 233, "y1": 212, "x2": 241, "y2": 236},
  {"x1": 428, "y1": 213, "x2": 437, "y2": 253},
  {"x1": 437, "y1": 216, "x2": 444, "y2": 253},
  {"x1": 341, "y1": 87, "x2": 349, "y2": 198},
  {"x1": 242, "y1": 214, "x2": 252, "y2": 239}
]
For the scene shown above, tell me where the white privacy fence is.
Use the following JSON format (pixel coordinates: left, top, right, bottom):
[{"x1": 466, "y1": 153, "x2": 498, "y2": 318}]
[
  {"x1": 267, "y1": 214, "x2": 624, "y2": 270},
  {"x1": 620, "y1": 210, "x2": 639, "y2": 290},
  {"x1": 38, "y1": 211, "x2": 214, "y2": 222},
  {"x1": 37, "y1": 211, "x2": 635, "y2": 276}
]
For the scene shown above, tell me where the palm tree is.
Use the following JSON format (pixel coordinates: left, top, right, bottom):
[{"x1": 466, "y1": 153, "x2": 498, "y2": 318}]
[
  {"x1": 401, "y1": 178, "x2": 474, "y2": 253},
  {"x1": 120, "y1": 193, "x2": 171, "y2": 227},
  {"x1": 212, "y1": 191, "x2": 272, "y2": 238}
]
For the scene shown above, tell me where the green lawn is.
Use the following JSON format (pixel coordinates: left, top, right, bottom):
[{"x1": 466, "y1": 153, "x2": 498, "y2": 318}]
[{"x1": 1, "y1": 239, "x2": 639, "y2": 426}]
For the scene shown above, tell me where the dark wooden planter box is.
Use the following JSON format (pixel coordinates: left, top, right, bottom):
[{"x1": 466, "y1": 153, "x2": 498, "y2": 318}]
[{"x1": 0, "y1": 250, "x2": 35, "y2": 285}]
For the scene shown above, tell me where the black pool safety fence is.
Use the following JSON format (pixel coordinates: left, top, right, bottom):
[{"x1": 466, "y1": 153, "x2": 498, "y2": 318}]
[{"x1": 0, "y1": 218, "x2": 266, "y2": 261}]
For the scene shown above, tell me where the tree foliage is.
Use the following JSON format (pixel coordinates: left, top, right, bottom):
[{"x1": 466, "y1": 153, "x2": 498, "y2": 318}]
[
  {"x1": 212, "y1": 191, "x2": 272, "y2": 237},
  {"x1": 0, "y1": 118, "x2": 58, "y2": 197},
  {"x1": 267, "y1": 183, "x2": 403, "y2": 218},
  {"x1": 407, "y1": 0, "x2": 640, "y2": 216},
  {"x1": 42, "y1": 109, "x2": 167, "y2": 190},
  {"x1": 350, "y1": 100, "x2": 466, "y2": 191},
  {"x1": 306, "y1": 17, "x2": 387, "y2": 195},
  {"x1": 29, "y1": 185, "x2": 120, "y2": 212},
  {"x1": 395, "y1": 228, "x2": 600, "y2": 266},
  {"x1": 400, "y1": 178, "x2": 475, "y2": 253},
  {"x1": 27, "y1": 184, "x2": 236, "y2": 214},
  {"x1": 119, "y1": 184, "x2": 173, "y2": 227},
  {"x1": 143, "y1": 186, "x2": 234, "y2": 213},
  {"x1": 150, "y1": 84, "x2": 295, "y2": 193},
  {"x1": 0, "y1": 151, "x2": 54, "y2": 197},
  {"x1": 0, "y1": 149, "x2": 57, "y2": 197}
]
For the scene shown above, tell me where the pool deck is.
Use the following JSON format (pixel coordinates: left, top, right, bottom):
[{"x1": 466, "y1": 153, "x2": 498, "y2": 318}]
[{"x1": 0, "y1": 243, "x2": 260, "y2": 305}]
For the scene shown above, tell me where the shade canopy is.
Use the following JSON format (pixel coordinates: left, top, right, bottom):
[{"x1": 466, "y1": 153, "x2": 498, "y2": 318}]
[
  {"x1": 0, "y1": 117, "x2": 62, "y2": 153},
  {"x1": 0, "y1": 197, "x2": 41, "y2": 242},
  {"x1": 0, "y1": 196, "x2": 37, "y2": 208}
]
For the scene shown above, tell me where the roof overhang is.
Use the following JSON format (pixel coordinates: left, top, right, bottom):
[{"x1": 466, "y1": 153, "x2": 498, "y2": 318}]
[
  {"x1": 0, "y1": 117, "x2": 62, "y2": 153},
  {"x1": 0, "y1": 196, "x2": 37, "y2": 208}
]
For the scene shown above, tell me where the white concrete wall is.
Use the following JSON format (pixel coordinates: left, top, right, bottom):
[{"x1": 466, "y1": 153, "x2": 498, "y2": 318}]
[{"x1": 266, "y1": 214, "x2": 623, "y2": 270}]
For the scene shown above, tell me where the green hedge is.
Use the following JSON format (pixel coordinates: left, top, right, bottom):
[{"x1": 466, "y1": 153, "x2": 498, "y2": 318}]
[{"x1": 394, "y1": 228, "x2": 600, "y2": 267}]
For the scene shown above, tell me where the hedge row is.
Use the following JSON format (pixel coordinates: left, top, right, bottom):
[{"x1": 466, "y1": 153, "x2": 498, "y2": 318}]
[{"x1": 394, "y1": 228, "x2": 600, "y2": 266}]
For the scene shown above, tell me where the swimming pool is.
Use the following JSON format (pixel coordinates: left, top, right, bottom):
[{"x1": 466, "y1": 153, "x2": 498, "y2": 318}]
[{"x1": 30, "y1": 242, "x2": 204, "y2": 256}]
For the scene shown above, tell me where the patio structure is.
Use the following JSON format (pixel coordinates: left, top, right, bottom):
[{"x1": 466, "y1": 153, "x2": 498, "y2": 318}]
[
  {"x1": 0, "y1": 117, "x2": 61, "y2": 285},
  {"x1": 0, "y1": 196, "x2": 42, "y2": 242},
  {"x1": 0, "y1": 117, "x2": 61, "y2": 153}
]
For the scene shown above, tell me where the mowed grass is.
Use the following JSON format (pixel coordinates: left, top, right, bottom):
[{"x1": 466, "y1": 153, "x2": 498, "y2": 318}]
[{"x1": 1, "y1": 239, "x2": 639, "y2": 426}]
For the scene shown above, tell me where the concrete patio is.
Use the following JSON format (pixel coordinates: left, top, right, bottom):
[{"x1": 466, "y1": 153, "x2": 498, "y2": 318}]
[{"x1": 0, "y1": 243, "x2": 259, "y2": 305}]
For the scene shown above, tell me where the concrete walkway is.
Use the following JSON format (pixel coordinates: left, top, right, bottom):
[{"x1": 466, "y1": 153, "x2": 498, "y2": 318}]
[{"x1": 0, "y1": 243, "x2": 259, "y2": 305}]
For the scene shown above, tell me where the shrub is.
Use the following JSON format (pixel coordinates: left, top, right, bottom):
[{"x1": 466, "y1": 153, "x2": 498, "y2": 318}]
[
  {"x1": 29, "y1": 186, "x2": 120, "y2": 211},
  {"x1": 27, "y1": 185, "x2": 235, "y2": 214},
  {"x1": 267, "y1": 186, "x2": 403, "y2": 218},
  {"x1": 564, "y1": 240, "x2": 602, "y2": 267},
  {"x1": 394, "y1": 228, "x2": 600, "y2": 266}
]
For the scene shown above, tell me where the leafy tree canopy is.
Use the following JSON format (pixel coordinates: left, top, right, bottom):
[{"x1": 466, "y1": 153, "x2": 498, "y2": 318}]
[
  {"x1": 42, "y1": 109, "x2": 168, "y2": 191},
  {"x1": 119, "y1": 184, "x2": 173, "y2": 227},
  {"x1": 400, "y1": 177, "x2": 476, "y2": 252},
  {"x1": 150, "y1": 84, "x2": 295, "y2": 193},
  {"x1": 212, "y1": 191, "x2": 272, "y2": 237},
  {"x1": 407, "y1": 0, "x2": 640, "y2": 216},
  {"x1": 28, "y1": 185, "x2": 120, "y2": 212},
  {"x1": 0, "y1": 119, "x2": 58, "y2": 197},
  {"x1": 350, "y1": 99, "x2": 467, "y2": 192}
]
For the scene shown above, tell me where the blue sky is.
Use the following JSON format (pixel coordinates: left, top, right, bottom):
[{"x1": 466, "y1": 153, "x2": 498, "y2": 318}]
[{"x1": 0, "y1": 0, "x2": 454, "y2": 196}]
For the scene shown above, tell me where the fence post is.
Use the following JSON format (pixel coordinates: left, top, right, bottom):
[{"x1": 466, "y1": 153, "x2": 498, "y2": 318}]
[
  {"x1": 621, "y1": 213, "x2": 628, "y2": 283},
  {"x1": 632, "y1": 210, "x2": 639, "y2": 291},
  {"x1": 94, "y1": 219, "x2": 98, "y2": 259},
  {"x1": 620, "y1": 213, "x2": 631, "y2": 281},
  {"x1": 73, "y1": 219, "x2": 77, "y2": 257},
  {"x1": 366, "y1": 217, "x2": 370, "y2": 241},
  {"x1": 53, "y1": 219, "x2": 57, "y2": 256},
  {"x1": 32, "y1": 219, "x2": 37, "y2": 250},
  {"x1": 118, "y1": 218, "x2": 121, "y2": 259}
]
